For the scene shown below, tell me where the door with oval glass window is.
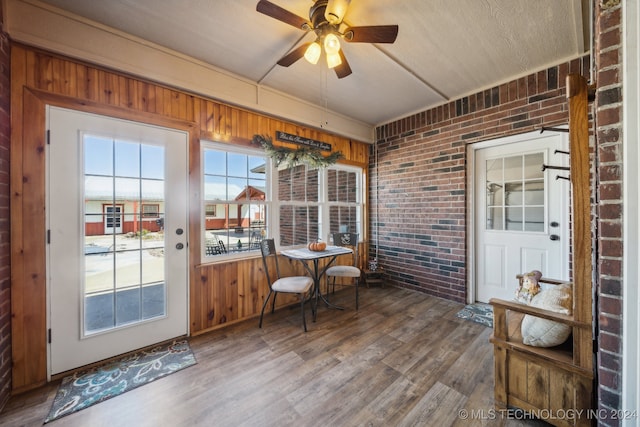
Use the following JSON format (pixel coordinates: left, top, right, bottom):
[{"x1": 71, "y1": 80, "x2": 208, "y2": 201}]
[
  {"x1": 47, "y1": 106, "x2": 188, "y2": 376},
  {"x1": 474, "y1": 131, "x2": 570, "y2": 302}
]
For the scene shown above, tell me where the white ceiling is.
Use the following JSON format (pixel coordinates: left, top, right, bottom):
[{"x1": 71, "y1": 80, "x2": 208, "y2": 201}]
[{"x1": 34, "y1": 0, "x2": 590, "y2": 127}]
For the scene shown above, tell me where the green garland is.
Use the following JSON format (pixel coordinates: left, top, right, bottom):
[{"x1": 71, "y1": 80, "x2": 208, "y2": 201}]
[{"x1": 252, "y1": 134, "x2": 343, "y2": 168}]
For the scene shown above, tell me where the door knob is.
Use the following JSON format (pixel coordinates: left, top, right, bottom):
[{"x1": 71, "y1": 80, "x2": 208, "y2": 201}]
[
  {"x1": 176, "y1": 228, "x2": 184, "y2": 235},
  {"x1": 550, "y1": 234, "x2": 559, "y2": 241},
  {"x1": 176, "y1": 243, "x2": 184, "y2": 250}
]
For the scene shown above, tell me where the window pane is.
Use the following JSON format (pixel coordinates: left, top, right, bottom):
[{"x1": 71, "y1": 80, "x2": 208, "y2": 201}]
[
  {"x1": 204, "y1": 175, "x2": 226, "y2": 200},
  {"x1": 307, "y1": 169, "x2": 319, "y2": 202},
  {"x1": 327, "y1": 169, "x2": 337, "y2": 202},
  {"x1": 524, "y1": 153, "x2": 544, "y2": 179},
  {"x1": 278, "y1": 168, "x2": 292, "y2": 201},
  {"x1": 346, "y1": 171, "x2": 357, "y2": 203},
  {"x1": 228, "y1": 153, "x2": 247, "y2": 178},
  {"x1": 504, "y1": 156, "x2": 521, "y2": 181},
  {"x1": 141, "y1": 145, "x2": 164, "y2": 180},
  {"x1": 85, "y1": 136, "x2": 113, "y2": 176},
  {"x1": 525, "y1": 180, "x2": 544, "y2": 205},
  {"x1": 204, "y1": 150, "x2": 226, "y2": 175},
  {"x1": 329, "y1": 205, "x2": 358, "y2": 235},
  {"x1": 248, "y1": 156, "x2": 266, "y2": 179},
  {"x1": 115, "y1": 177, "x2": 140, "y2": 201},
  {"x1": 280, "y1": 205, "x2": 294, "y2": 246},
  {"x1": 486, "y1": 158, "x2": 502, "y2": 183},
  {"x1": 506, "y1": 207, "x2": 523, "y2": 230},
  {"x1": 487, "y1": 207, "x2": 503, "y2": 230},
  {"x1": 115, "y1": 141, "x2": 140, "y2": 178},
  {"x1": 505, "y1": 182, "x2": 523, "y2": 206},
  {"x1": 291, "y1": 165, "x2": 307, "y2": 202},
  {"x1": 524, "y1": 207, "x2": 545, "y2": 231},
  {"x1": 228, "y1": 177, "x2": 247, "y2": 201},
  {"x1": 486, "y1": 182, "x2": 503, "y2": 207}
]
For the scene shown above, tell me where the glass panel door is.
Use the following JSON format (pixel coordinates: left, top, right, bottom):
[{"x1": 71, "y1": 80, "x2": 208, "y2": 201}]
[
  {"x1": 84, "y1": 137, "x2": 167, "y2": 334},
  {"x1": 47, "y1": 106, "x2": 188, "y2": 376}
]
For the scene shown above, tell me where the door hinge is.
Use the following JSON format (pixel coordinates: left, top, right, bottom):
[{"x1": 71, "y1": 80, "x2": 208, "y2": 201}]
[
  {"x1": 46, "y1": 129, "x2": 50, "y2": 145},
  {"x1": 47, "y1": 229, "x2": 51, "y2": 244},
  {"x1": 48, "y1": 328, "x2": 52, "y2": 344}
]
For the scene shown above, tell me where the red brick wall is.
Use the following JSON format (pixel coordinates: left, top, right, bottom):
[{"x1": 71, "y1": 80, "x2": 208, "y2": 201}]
[
  {"x1": 0, "y1": 12, "x2": 11, "y2": 410},
  {"x1": 594, "y1": 1, "x2": 623, "y2": 425},
  {"x1": 372, "y1": 57, "x2": 589, "y2": 303}
]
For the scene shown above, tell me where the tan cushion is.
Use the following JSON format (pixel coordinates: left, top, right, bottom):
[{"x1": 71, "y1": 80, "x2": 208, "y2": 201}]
[
  {"x1": 272, "y1": 276, "x2": 313, "y2": 293},
  {"x1": 326, "y1": 265, "x2": 361, "y2": 278},
  {"x1": 521, "y1": 283, "x2": 573, "y2": 347}
]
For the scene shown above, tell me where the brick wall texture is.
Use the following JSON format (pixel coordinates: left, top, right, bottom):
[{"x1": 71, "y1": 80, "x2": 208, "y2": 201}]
[
  {"x1": 594, "y1": 1, "x2": 623, "y2": 425},
  {"x1": 0, "y1": 13, "x2": 11, "y2": 410},
  {"x1": 372, "y1": 57, "x2": 589, "y2": 302}
]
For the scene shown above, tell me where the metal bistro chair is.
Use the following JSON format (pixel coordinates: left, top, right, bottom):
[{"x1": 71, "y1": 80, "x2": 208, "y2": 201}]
[
  {"x1": 259, "y1": 239, "x2": 314, "y2": 331},
  {"x1": 326, "y1": 233, "x2": 362, "y2": 310}
]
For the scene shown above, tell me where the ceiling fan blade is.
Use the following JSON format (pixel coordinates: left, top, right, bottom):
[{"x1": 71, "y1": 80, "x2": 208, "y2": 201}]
[
  {"x1": 343, "y1": 25, "x2": 399, "y2": 43},
  {"x1": 277, "y1": 43, "x2": 311, "y2": 67},
  {"x1": 256, "y1": 0, "x2": 310, "y2": 30},
  {"x1": 334, "y1": 49, "x2": 352, "y2": 79}
]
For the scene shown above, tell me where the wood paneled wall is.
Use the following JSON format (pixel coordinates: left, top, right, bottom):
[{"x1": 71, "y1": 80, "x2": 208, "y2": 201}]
[{"x1": 10, "y1": 43, "x2": 369, "y2": 392}]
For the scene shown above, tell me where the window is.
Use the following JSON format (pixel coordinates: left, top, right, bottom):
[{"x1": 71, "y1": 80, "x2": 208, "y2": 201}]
[
  {"x1": 485, "y1": 153, "x2": 545, "y2": 232},
  {"x1": 141, "y1": 204, "x2": 160, "y2": 218},
  {"x1": 326, "y1": 167, "x2": 362, "y2": 238},
  {"x1": 202, "y1": 142, "x2": 268, "y2": 259},
  {"x1": 277, "y1": 163, "x2": 362, "y2": 247},
  {"x1": 205, "y1": 204, "x2": 217, "y2": 217},
  {"x1": 201, "y1": 141, "x2": 364, "y2": 262}
]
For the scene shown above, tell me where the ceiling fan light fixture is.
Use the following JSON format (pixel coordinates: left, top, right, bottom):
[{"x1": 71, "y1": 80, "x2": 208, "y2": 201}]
[
  {"x1": 325, "y1": 0, "x2": 350, "y2": 24},
  {"x1": 304, "y1": 42, "x2": 321, "y2": 64},
  {"x1": 326, "y1": 51, "x2": 342, "y2": 69},
  {"x1": 323, "y1": 33, "x2": 341, "y2": 55}
]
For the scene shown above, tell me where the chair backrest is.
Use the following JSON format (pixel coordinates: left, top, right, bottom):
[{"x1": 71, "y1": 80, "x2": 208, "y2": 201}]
[
  {"x1": 260, "y1": 238, "x2": 280, "y2": 288},
  {"x1": 331, "y1": 233, "x2": 359, "y2": 267}
]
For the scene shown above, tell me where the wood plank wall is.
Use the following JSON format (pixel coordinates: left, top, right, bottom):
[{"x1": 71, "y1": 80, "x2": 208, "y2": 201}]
[{"x1": 10, "y1": 44, "x2": 370, "y2": 392}]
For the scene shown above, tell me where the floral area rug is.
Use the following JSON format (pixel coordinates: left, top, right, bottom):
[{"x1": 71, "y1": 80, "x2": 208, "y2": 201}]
[
  {"x1": 455, "y1": 303, "x2": 494, "y2": 328},
  {"x1": 45, "y1": 339, "x2": 196, "y2": 423}
]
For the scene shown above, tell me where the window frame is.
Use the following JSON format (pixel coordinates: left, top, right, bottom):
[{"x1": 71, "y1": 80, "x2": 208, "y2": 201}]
[
  {"x1": 201, "y1": 141, "x2": 271, "y2": 263},
  {"x1": 200, "y1": 141, "x2": 365, "y2": 264}
]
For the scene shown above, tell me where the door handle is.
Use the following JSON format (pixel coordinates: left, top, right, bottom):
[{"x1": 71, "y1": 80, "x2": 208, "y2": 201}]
[
  {"x1": 176, "y1": 243, "x2": 184, "y2": 250},
  {"x1": 549, "y1": 234, "x2": 559, "y2": 241}
]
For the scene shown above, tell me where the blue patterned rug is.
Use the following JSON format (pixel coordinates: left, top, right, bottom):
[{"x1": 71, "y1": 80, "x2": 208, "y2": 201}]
[
  {"x1": 45, "y1": 339, "x2": 196, "y2": 423},
  {"x1": 455, "y1": 303, "x2": 493, "y2": 328}
]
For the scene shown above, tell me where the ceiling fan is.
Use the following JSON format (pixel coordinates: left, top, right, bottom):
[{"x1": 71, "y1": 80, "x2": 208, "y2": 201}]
[{"x1": 257, "y1": 0, "x2": 399, "y2": 79}]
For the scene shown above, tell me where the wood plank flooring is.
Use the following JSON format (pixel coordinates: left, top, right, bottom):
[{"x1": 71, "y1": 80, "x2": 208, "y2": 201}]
[{"x1": 0, "y1": 286, "x2": 549, "y2": 427}]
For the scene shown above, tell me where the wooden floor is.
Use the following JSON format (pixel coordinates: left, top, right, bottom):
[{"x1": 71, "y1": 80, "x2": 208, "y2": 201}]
[{"x1": 0, "y1": 286, "x2": 549, "y2": 427}]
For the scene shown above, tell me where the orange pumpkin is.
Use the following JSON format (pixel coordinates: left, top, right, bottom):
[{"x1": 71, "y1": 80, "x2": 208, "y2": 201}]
[{"x1": 308, "y1": 241, "x2": 326, "y2": 251}]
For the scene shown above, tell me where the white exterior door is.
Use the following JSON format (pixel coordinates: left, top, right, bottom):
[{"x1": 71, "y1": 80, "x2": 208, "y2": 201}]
[
  {"x1": 47, "y1": 106, "x2": 189, "y2": 376},
  {"x1": 474, "y1": 131, "x2": 570, "y2": 302}
]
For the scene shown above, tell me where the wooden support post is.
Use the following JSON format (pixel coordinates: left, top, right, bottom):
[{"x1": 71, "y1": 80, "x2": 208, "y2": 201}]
[{"x1": 566, "y1": 74, "x2": 593, "y2": 372}]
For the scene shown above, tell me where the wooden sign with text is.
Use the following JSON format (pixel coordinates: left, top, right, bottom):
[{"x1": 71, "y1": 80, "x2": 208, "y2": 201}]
[{"x1": 276, "y1": 131, "x2": 331, "y2": 152}]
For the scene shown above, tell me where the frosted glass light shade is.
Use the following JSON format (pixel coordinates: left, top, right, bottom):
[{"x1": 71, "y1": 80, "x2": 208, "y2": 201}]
[
  {"x1": 326, "y1": 51, "x2": 342, "y2": 69},
  {"x1": 324, "y1": 33, "x2": 341, "y2": 55},
  {"x1": 304, "y1": 42, "x2": 321, "y2": 64}
]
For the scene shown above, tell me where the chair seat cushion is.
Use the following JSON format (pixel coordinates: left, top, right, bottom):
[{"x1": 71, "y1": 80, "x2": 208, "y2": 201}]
[
  {"x1": 326, "y1": 265, "x2": 361, "y2": 278},
  {"x1": 272, "y1": 276, "x2": 313, "y2": 293}
]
